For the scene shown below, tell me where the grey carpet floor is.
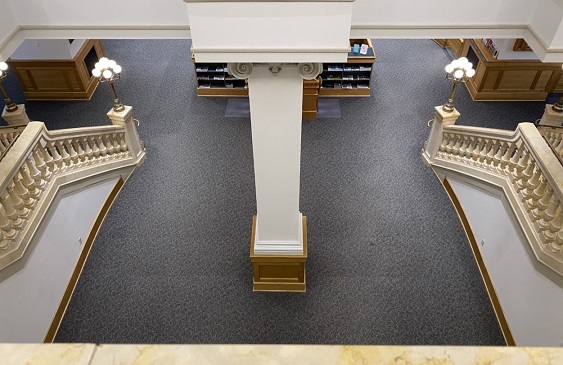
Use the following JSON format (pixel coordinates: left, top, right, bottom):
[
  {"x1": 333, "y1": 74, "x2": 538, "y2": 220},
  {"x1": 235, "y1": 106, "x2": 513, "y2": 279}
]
[{"x1": 1, "y1": 39, "x2": 554, "y2": 345}]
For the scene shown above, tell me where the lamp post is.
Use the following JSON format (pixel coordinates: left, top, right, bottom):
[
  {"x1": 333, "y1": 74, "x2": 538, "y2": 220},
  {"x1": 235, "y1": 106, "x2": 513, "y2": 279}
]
[
  {"x1": 92, "y1": 57, "x2": 124, "y2": 112},
  {"x1": 442, "y1": 57, "x2": 475, "y2": 112},
  {"x1": 0, "y1": 62, "x2": 18, "y2": 112}
]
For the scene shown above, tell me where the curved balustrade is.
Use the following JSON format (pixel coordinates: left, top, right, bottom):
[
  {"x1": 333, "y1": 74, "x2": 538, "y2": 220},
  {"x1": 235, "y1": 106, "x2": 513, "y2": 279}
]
[
  {"x1": 0, "y1": 121, "x2": 144, "y2": 271},
  {"x1": 424, "y1": 115, "x2": 563, "y2": 276}
]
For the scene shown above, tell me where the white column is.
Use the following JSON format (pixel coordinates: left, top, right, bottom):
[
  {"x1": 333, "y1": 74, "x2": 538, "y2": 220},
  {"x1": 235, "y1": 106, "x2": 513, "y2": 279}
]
[
  {"x1": 229, "y1": 63, "x2": 321, "y2": 255},
  {"x1": 538, "y1": 105, "x2": 563, "y2": 127},
  {"x1": 2, "y1": 104, "x2": 30, "y2": 126}
]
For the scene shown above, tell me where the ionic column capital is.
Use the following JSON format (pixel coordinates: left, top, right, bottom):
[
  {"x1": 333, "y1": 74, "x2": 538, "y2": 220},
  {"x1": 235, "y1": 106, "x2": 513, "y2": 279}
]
[
  {"x1": 227, "y1": 63, "x2": 253, "y2": 79},
  {"x1": 297, "y1": 62, "x2": 323, "y2": 80}
]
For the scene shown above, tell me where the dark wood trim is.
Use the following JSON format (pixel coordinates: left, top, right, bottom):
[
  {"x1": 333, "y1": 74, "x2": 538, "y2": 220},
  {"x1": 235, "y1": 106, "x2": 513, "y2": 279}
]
[
  {"x1": 441, "y1": 177, "x2": 516, "y2": 346},
  {"x1": 43, "y1": 177, "x2": 125, "y2": 343}
]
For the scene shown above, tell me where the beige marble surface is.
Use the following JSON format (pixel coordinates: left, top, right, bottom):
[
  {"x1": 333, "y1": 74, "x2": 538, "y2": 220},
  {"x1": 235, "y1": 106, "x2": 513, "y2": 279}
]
[
  {"x1": 0, "y1": 343, "x2": 95, "y2": 365},
  {"x1": 1, "y1": 344, "x2": 562, "y2": 365},
  {"x1": 90, "y1": 345, "x2": 563, "y2": 365}
]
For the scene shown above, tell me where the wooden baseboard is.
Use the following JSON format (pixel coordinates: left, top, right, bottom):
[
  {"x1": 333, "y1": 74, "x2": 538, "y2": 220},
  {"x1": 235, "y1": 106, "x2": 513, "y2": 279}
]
[
  {"x1": 43, "y1": 177, "x2": 125, "y2": 343},
  {"x1": 250, "y1": 215, "x2": 308, "y2": 292},
  {"x1": 441, "y1": 177, "x2": 515, "y2": 346}
]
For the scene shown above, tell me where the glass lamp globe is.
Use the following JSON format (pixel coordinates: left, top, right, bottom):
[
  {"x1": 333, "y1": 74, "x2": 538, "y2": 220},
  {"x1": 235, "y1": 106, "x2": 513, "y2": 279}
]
[
  {"x1": 466, "y1": 69, "x2": 476, "y2": 78},
  {"x1": 445, "y1": 64, "x2": 454, "y2": 73},
  {"x1": 102, "y1": 69, "x2": 112, "y2": 79},
  {"x1": 454, "y1": 69, "x2": 464, "y2": 79},
  {"x1": 0, "y1": 62, "x2": 8, "y2": 71},
  {"x1": 92, "y1": 68, "x2": 101, "y2": 78},
  {"x1": 113, "y1": 65, "x2": 122, "y2": 74}
]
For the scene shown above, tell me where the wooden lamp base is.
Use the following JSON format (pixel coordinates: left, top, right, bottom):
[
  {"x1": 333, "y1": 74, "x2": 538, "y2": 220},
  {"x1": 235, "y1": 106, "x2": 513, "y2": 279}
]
[{"x1": 250, "y1": 215, "x2": 308, "y2": 292}]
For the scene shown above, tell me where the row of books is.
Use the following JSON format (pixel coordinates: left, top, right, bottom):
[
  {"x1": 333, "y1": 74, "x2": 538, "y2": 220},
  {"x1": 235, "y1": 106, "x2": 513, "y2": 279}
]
[
  {"x1": 195, "y1": 67, "x2": 228, "y2": 73},
  {"x1": 321, "y1": 83, "x2": 369, "y2": 89},
  {"x1": 324, "y1": 65, "x2": 372, "y2": 72},
  {"x1": 199, "y1": 84, "x2": 248, "y2": 89}
]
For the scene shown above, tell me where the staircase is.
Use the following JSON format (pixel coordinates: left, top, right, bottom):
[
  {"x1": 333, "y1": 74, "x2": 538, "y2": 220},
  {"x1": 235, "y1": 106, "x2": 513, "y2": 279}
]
[{"x1": 0, "y1": 107, "x2": 145, "y2": 272}]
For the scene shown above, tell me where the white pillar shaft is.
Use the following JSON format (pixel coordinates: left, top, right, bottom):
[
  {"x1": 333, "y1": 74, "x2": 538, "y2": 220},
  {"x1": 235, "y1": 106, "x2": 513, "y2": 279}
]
[{"x1": 248, "y1": 65, "x2": 303, "y2": 254}]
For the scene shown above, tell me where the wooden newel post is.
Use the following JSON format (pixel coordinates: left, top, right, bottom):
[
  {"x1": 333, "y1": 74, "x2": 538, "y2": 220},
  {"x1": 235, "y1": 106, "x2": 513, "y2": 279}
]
[
  {"x1": 422, "y1": 106, "x2": 460, "y2": 164},
  {"x1": 107, "y1": 106, "x2": 145, "y2": 164}
]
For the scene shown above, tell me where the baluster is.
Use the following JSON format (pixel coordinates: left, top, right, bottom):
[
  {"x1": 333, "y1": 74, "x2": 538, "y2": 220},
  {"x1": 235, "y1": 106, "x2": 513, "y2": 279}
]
[
  {"x1": 55, "y1": 140, "x2": 70, "y2": 171},
  {"x1": 105, "y1": 134, "x2": 115, "y2": 157},
  {"x1": 13, "y1": 175, "x2": 34, "y2": 209},
  {"x1": 112, "y1": 134, "x2": 121, "y2": 157},
  {"x1": 89, "y1": 136, "x2": 101, "y2": 159},
  {"x1": 485, "y1": 139, "x2": 499, "y2": 169},
  {"x1": 538, "y1": 197, "x2": 560, "y2": 232},
  {"x1": 478, "y1": 139, "x2": 492, "y2": 168},
  {"x1": 0, "y1": 193, "x2": 24, "y2": 228},
  {"x1": 96, "y1": 135, "x2": 108, "y2": 159},
  {"x1": 510, "y1": 148, "x2": 529, "y2": 184},
  {"x1": 543, "y1": 211, "x2": 563, "y2": 249},
  {"x1": 470, "y1": 137, "x2": 483, "y2": 166},
  {"x1": 522, "y1": 163, "x2": 541, "y2": 199},
  {"x1": 30, "y1": 146, "x2": 50, "y2": 182},
  {"x1": 499, "y1": 141, "x2": 517, "y2": 175},
  {"x1": 7, "y1": 185, "x2": 30, "y2": 219},
  {"x1": 81, "y1": 137, "x2": 94, "y2": 164},
  {"x1": 20, "y1": 162, "x2": 41, "y2": 199},
  {"x1": 64, "y1": 139, "x2": 79, "y2": 166},
  {"x1": 457, "y1": 135, "x2": 469, "y2": 160},
  {"x1": 70, "y1": 139, "x2": 84, "y2": 166},
  {"x1": 438, "y1": 132, "x2": 450, "y2": 157},
  {"x1": 118, "y1": 133, "x2": 128, "y2": 154},
  {"x1": 0, "y1": 205, "x2": 17, "y2": 240},
  {"x1": 462, "y1": 136, "x2": 475, "y2": 164},
  {"x1": 492, "y1": 140, "x2": 506, "y2": 172},
  {"x1": 44, "y1": 141, "x2": 62, "y2": 173},
  {"x1": 451, "y1": 134, "x2": 463, "y2": 160},
  {"x1": 517, "y1": 154, "x2": 535, "y2": 192},
  {"x1": 531, "y1": 183, "x2": 551, "y2": 222}
]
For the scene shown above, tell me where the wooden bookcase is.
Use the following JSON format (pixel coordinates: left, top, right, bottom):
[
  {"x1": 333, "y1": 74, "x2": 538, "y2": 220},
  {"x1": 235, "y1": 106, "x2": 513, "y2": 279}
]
[
  {"x1": 319, "y1": 39, "x2": 376, "y2": 97},
  {"x1": 194, "y1": 61, "x2": 248, "y2": 97},
  {"x1": 192, "y1": 39, "x2": 376, "y2": 98}
]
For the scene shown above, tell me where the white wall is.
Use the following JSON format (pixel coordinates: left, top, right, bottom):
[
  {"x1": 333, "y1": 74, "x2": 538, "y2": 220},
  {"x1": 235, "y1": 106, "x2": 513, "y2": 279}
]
[
  {"x1": 492, "y1": 38, "x2": 539, "y2": 60},
  {"x1": 6, "y1": 0, "x2": 188, "y2": 26},
  {"x1": 9, "y1": 39, "x2": 72, "y2": 60},
  {"x1": 0, "y1": 178, "x2": 117, "y2": 343},
  {"x1": 352, "y1": 0, "x2": 536, "y2": 26},
  {"x1": 0, "y1": 0, "x2": 18, "y2": 60},
  {"x1": 448, "y1": 178, "x2": 563, "y2": 347},
  {"x1": 530, "y1": 0, "x2": 563, "y2": 47}
]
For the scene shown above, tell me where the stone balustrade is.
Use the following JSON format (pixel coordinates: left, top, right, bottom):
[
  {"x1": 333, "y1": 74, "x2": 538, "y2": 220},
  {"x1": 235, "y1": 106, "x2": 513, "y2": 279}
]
[
  {"x1": 0, "y1": 126, "x2": 25, "y2": 161},
  {"x1": 0, "y1": 120, "x2": 144, "y2": 271},
  {"x1": 538, "y1": 125, "x2": 563, "y2": 162},
  {"x1": 423, "y1": 108, "x2": 563, "y2": 276}
]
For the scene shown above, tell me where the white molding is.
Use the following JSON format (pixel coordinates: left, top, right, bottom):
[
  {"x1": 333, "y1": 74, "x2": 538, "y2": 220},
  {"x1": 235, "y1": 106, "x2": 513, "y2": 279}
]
[{"x1": 254, "y1": 213, "x2": 304, "y2": 255}]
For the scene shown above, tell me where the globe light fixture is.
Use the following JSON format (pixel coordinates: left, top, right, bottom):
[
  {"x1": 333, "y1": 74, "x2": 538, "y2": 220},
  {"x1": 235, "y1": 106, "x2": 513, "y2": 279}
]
[
  {"x1": 0, "y1": 61, "x2": 18, "y2": 112},
  {"x1": 442, "y1": 57, "x2": 476, "y2": 112},
  {"x1": 92, "y1": 57, "x2": 125, "y2": 112}
]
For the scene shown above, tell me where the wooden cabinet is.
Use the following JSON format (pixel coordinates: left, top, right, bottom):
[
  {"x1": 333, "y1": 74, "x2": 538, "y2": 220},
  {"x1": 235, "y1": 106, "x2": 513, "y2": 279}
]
[
  {"x1": 8, "y1": 40, "x2": 105, "y2": 100},
  {"x1": 462, "y1": 39, "x2": 562, "y2": 101},
  {"x1": 319, "y1": 39, "x2": 376, "y2": 97}
]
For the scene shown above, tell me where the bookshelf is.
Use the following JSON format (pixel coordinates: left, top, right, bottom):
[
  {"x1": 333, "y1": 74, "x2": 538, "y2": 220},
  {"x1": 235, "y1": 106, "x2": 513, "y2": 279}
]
[
  {"x1": 319, "y1": 39, "x2": 376, "y2": 97},
  {"x1": 192, "y1": 39, "x2": 375, "y2": 98},
  {"x1": 194, "y1": 62, "x2": 248, "y2": 97}
]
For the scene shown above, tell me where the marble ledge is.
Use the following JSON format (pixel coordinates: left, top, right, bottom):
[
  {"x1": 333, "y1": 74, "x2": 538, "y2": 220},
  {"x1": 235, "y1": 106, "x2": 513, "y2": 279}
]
[{"x1": 3, "y1": 344, "x2": 563, "y2": 365}]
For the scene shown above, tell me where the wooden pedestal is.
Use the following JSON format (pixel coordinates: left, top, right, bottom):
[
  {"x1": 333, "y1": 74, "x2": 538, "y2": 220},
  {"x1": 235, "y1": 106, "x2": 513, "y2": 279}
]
[
  {"x1": 302, "y1": 78, "x2": 320, "y2": 120},
  {"x1": 8, "y1": 40, "x2": 105, "y2": 100},
  {"x1": 250, "y1": 215, "x2": 308, "y2": 292}
]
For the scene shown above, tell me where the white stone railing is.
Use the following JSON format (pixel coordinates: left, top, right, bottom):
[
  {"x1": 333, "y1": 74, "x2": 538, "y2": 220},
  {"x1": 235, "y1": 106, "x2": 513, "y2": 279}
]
[
  {"x1": 0, "y1": 125, "x2": 25, "y2": 161},
  {"x1": 538, "y1": 125, "x2": 563, "y2": 162},
  {"x1": 423, "y1": 107, "x2": 563, "y2": 276},
  {"x1": 0, "y1": 107, "x2": 145, "y2": 271}
]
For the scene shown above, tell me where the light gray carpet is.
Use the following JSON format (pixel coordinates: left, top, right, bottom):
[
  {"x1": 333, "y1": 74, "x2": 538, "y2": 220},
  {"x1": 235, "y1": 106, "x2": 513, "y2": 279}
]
[{"x1": 1, "y1": 39, "x2": 554, "y2": 345}]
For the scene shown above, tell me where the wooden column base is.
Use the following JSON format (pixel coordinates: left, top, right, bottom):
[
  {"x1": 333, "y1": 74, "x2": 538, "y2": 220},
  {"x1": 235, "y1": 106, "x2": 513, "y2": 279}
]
[{"x1": 250, "y1": 215, "x2": 308, "y2": 292}]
